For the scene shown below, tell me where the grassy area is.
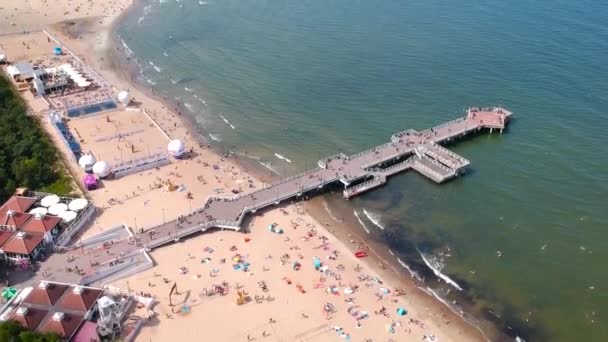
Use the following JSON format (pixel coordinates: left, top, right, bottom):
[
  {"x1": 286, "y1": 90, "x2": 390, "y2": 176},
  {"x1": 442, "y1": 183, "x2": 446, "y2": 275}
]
[{"x1": 0, "y1": 74, "x2": 75, "y2": 202}]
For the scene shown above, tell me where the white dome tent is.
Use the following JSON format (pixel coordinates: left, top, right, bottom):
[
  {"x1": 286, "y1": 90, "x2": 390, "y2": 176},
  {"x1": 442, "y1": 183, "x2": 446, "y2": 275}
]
[
  {"x1": 118, "y1": 91, "x2": 130, "y2": 106},
  {"x1": 59, "y1": 210, "x2": 78, "y2": 223},
  {"x1": 167, "y1": 139, "x2": 185, "y2": 158},
  {"x1": 93, "y1": 161, "x2": 112, "y2": 178},
  {"x1": 29, "y1": 207, "x2": 48, "y2": 216},
  {"x1": 40, "y1": 194, "x2": 60, "y2": 207},
  {"x1": 68, "y1": 198, "x2": 88, "y2": 212},
  {"x1": 48, "y1": 203, "x2": 68, "y2": 216},
  {"x1": 78, "y1": 154, "x2": 96, "y2": 172}
]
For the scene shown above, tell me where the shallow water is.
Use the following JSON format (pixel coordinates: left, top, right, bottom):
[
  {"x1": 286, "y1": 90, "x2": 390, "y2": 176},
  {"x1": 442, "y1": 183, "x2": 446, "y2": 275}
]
[{"x1": 118, "y1": 0, "x2": 608, "y2": 340}]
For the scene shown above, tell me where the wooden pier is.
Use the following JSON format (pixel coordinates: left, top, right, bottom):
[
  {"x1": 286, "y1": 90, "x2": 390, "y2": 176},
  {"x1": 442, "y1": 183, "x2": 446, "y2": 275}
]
[{"x1": 60, "y1": 107, "x2": 513, "y2": 284}]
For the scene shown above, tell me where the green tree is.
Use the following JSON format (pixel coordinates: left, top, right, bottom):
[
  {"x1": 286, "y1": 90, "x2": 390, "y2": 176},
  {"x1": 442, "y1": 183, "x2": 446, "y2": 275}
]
[{"x1": 0, "y1": 74, "x2": 73, "y2": 201}]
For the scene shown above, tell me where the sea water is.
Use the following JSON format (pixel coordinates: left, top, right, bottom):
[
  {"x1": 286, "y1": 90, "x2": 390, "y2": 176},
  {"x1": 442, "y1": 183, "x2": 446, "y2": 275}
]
[{"x1": 117, "y1": 0, "x2": 608, "y2": 340}]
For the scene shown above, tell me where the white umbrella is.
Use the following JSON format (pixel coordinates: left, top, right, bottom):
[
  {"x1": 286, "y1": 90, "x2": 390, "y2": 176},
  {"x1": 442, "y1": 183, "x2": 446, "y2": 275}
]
[
  {"x1": 40, "y1": 195, "x2": 60, "y2": 207},
  {"x1": 48, "y1": 203, "x2": 68, "y2": 216},
  {"x1": 29, "y1": 207, "x2": 48, "y2": 215},
  {"x1": 68, "y1": 198, "x2": 88, "y2": 212},
  {"x1": 59, "y1": 210, "x2": 77, "y2": 223}
]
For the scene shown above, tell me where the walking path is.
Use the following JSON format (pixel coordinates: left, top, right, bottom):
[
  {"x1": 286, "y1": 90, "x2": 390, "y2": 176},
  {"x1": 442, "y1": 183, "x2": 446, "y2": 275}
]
[{"x1": 57, "y1": 107, "x2": 512, "y2": 285}]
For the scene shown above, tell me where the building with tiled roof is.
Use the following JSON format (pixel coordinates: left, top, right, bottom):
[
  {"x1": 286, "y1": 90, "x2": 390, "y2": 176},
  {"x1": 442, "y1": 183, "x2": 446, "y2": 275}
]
[
  {"x1": 38, "y1": 312, "x2": 85, "y2": 339},
  {"x1": 0, "y1": 196, "x2": 36, "y2": 218},
  {"x1": 20, "y1": 214, "x2": 62, "y2": 240},
  {"x1": 1, "y1": 210, "x2": 32, "y2": 229},
  {"x1": 22, "y1": 281, "x2": 69, "y2": 307},
  {"x1": 57, "y1": 286, "x2": 104, "y2": 313},
  {"x1": 0, "y1": 231, "x2": 44, "y2": 261},
  {"x1": 1, "y1": 281, "x2": 110, "y2": 341},
  {"x1": 10, "y1": 306, "x2": 48, "y2": 331}
]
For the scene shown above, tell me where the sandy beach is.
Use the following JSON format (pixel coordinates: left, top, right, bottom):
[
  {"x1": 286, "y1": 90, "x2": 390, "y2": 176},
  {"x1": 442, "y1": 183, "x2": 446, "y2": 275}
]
[{"x1": 1, "y1": 1, "x2": 490, "y2": 341}]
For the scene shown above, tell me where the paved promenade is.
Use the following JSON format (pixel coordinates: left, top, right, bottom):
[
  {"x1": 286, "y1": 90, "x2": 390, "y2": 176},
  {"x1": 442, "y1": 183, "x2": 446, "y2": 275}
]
[{"x1": 59, "y1": 107, "x2": 512, "y2": 285}]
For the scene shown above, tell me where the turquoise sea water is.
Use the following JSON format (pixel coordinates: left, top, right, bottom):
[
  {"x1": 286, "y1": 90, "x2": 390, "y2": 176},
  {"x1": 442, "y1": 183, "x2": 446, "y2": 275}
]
[{"x1": 118, "y1": 0, "x2": 608, "y2": 340}]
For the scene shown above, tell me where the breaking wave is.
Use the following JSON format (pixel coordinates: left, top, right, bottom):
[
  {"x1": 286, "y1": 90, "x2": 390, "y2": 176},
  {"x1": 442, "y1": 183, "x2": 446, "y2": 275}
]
[
  {"x1": 208, "y1": 134, "x2": 222, "y2": 142},
  {"x1": 274, "y1": 153, "x2": 292, "y2": 163},
  {"x1": 362, "y1": 208, "x2": 385, "y2": 230},
  {"x1": 353, "y1": 210, "x2": 370, "y2": 234},
  {"x1": 322, "y1": 200, "x2": 341, "y2": 222},
  {"x1": 418, "y1": 249, "x2": 463, "y2": 291}
]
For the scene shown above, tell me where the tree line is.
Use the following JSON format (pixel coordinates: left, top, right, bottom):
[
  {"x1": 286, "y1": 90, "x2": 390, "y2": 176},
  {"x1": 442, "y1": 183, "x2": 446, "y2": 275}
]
[{"x1": 0, "y1": 74, "x2": 73, "y2": 202}]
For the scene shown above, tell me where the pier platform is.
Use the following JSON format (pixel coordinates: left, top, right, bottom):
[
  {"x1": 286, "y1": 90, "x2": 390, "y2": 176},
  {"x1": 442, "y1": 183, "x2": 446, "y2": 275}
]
[{"x1": 57, "y1": 107, "x2": 512, "y2": 285}]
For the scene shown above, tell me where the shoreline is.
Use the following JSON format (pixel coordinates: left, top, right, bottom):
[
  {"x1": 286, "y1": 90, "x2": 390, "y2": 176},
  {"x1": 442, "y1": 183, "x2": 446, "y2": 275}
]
[{"x1": 99, "y1": 4, "x2": 501, "y2": 341}]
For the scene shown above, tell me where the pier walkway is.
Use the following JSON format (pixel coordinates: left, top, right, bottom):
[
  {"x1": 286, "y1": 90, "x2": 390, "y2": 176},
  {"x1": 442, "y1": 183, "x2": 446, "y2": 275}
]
[{"x1": 58, "y1": 107, "x2": 512, "y2": 285}]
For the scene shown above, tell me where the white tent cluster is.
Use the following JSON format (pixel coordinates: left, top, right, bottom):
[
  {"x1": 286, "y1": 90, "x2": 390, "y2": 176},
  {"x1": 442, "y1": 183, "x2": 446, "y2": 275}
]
[{"x1": 167, "y1": 139, "x2": 185, "y2": 158}]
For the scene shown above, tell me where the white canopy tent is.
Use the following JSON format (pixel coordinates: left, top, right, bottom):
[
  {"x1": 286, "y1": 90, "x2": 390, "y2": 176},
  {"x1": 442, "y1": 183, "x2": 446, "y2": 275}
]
[
  {"x1": 40, "y1": 194, "x2": 60, "y2": 207},
  {"x1": 59, "y1": 210, "x2": 78, "y2": 223},
  {"x1": 168, "y1": 139, "x2": 185, "y2": 158},
  {"x1": 93, "y1": 161, "x2": 112, "y2": 178},
  {"x1": 48, "y1": 203, "x2": 68, "y2": 216},
  {"x1": 79, "y1": 154, "x2": 96, "y2": 171},
  {"x1": 68, "y1": 198, "x2": 88, "y2": 212},
  {"x1": 29, "y1": 207, "x2": 48, "y2": 216}
]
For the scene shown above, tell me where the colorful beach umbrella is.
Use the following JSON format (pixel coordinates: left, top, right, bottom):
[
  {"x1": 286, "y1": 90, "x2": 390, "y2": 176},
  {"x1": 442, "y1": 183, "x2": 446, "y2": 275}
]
[{"x1": 1, "y1": 287, "x2": 17, "y2": 299}]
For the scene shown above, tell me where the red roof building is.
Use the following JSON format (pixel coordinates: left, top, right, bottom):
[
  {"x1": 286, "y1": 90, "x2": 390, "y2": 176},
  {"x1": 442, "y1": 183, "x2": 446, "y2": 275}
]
[
  {"x1": 23, "y1": 282, "x2": 69, "y2": 307},
  {"x1": 1, "y1": 231, "x2": 44, "y2": 260},
  {"x1": 11, "y1": 307, "x2": 48, "y2": 331},
  {"x1": 0, "y1": 196, "x2": 36, "y2": 218},
  {"x1": 38, "y1": 312, "x2": 85, "y2": 339},
  {"x1": 1, "y1": 211, "x2": 32, "y2": 229},
  {"x1": 20, "y1": 215, "x2": 62, "y2": 235},
  {"x1": 57, "y1": 286, "x2": 103, "y2": 313},
  {"x1": 5, "y1": 281, "x2": 108, "y2": 341},
  {"x1": 0, "y1": 231, "x2": 13, "y2": 247}
]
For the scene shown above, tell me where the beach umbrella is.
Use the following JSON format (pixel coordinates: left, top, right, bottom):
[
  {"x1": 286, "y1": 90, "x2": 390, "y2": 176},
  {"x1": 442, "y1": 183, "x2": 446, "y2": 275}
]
[
  {"x1": 1, "y1": 287, "x2": 17, "y2": 300},
  {"x1": 68, "y1": 198, "x2": 88, "y2": 212},
  {"x1": 59, "y1": 210, "x2": 78, "y2": 223},
  {"x1": 53, "y1": 47, "x2": 62, "y2": 55},
  {"x1": 40, "y1": 194, "x2": 60, "y2": 207},
  {"x1": 29, "y1": 207, "x2": 48, "y2": 216},
  {"x1": 396, "y1": 307, "x2": 407, "y2": 316},
  {"x1": 48, "y1": 203, "x2": 68, "y2": 216}
]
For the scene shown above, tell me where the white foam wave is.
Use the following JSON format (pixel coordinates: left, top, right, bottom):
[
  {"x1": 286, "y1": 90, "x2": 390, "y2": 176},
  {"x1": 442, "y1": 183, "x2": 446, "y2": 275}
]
[
  {"x1": 137, "y1": 16, "x2": 144, "y2": 25},
  {"x1": 184, "y1": 103, "x2": 194, "y2": 112},
  {"x1": 145, "y1": 78, "x2": 156, "y2": 85},
  {"x1": 209, "y1": 134, "x2": 222, "y2": 142},
  {"x1": 184, "y1": 87, "x2": 193, "y2": 92},
  {"x1": 120, "y1": 39, "x2": 133, "y2": 57},
  {"x1": 353, "y1": 210, "x2": 370, "y2": 234},
  {"x1": 274, "y1": 153, "x2": 292, "y2": 163},
  {"x1": 199, "y1": 1, "x2": 207, "y2": 4},
  {"x1": 258, "y1": 161, "x2": 280, "y2": 176},
  {"x1": 163, "y1": 51, "x2": 169, "y2": 57},
  {"x1": 230, "y1": 124, "x2": 236, "y2": 130},
  {"x1": 418, "y1": 250, "x2": 463, "y2": 291},
  {"x1": 219, "y1": 114, "x2": 230, "y2": 125},
  {"x1": 170, "y1": 78, "x2": 177, "y2": 84},
  {"x1": 397, "y1": 257, "x2": 422, "y2": 280},
  {"x1": 322, "y1": 200, "x2": 341, "y2": 222},
  {"x1": 362, "y1": 209, "x2": 385, "y2": 230}
]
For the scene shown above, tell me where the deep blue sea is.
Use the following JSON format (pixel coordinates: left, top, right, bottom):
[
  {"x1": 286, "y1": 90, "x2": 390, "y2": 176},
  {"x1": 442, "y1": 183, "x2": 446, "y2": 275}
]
[{"x1": 117, "y1": 0, "x2": 608, "y2": 340}]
